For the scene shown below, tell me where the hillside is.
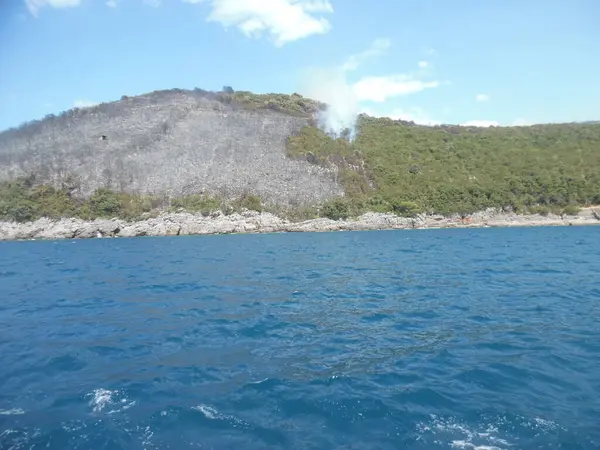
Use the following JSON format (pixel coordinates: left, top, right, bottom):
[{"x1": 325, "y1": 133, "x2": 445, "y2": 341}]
[
  {"x1": 293, "y1": 115, "x2": 600, "y2": 218},
  {"x1": 0, "y1": 88, "x2": 339, "y2": 208},
  {"x1": 1, "y1": 88, "x2": 600, "y2": 222}
]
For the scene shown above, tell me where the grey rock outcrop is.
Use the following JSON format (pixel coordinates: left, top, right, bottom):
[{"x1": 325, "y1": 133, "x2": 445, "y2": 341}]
[{"x1": 1, "y1": 207, "x2": 598, "y2": 242}]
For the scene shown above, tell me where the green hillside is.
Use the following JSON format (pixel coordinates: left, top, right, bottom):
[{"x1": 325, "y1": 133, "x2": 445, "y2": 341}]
[
  {"x1": 287, "y1": 112, "x2": 600, "y2": 218},
  {"x1": 1, "y1": 90, "x2": 599, "y2": 222}
]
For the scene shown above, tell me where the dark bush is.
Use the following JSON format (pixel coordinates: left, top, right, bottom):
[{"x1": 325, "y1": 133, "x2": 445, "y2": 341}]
[{"x1": 321, "y1": 197, "x2": 350, "y2": 220}]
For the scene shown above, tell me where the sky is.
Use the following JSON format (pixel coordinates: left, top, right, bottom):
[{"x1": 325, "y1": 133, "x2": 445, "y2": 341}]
[{"x1": 0, "y1": 0, "x2": 599, "y2": 132}]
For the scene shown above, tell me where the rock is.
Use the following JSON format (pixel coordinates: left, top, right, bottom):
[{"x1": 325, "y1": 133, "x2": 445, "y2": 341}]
[
  {"x1": 74, "y1": 219, "x2": 122, "y2": 238},
  {"x1": 1, "y1": 208, "x2": 600, "y2": 242},
  {"x1": 37, "y1": 219, "x2": 80, "y2": 240},
  {"x1": 241, "y1": 209, "x2": 260, "y2": 218},
  {"x1": 118, "y1": 223, "x2": 148, "y2": 238}
]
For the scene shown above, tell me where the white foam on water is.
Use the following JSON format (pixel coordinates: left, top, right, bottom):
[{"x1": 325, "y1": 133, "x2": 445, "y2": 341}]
[
  {"x1": 0, "y1": 408, "x2": 25, "y2": 415},
  {"x1": 450, "y1": 441, "x2": 502, "y2": 450},
  {"x1": 191, "y1": 404, "x2": 249, "y2": 430},
  {"x1": 416, "y1": 415, "x2": 512, "y2": 449},
  {"x1": 192, "y1": 404, "x2": 220, "y2": 420},
  {"x1": 139, "y1": 425, "x2": 154, "y2": 449},
  {"x1": 87, "y1": 388, "x2": 114, "y2": 412},
  {"x1": 87, "y1": 388, "x2": 135, "y2": 414},
  {"x1": 0, "y1": 427, "x2": 42, "y2": 448},
  {"x1": 532, "y1": 417, "x2": 562, "y2": 431},
  {"x1": 108, "y1": 400, "x2": 137, "y2": 414},
  {"x1": 61, "y1": 421, "x2": 87, "y2": 433},
  {"x1": 417, "y1": 413, "x2": 565, "y2": 449}
]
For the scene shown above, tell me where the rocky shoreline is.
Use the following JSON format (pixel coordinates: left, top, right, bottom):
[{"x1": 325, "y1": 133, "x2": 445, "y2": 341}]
[{"x1": 1, "y1": 207, "x2": 599, "y2": 242}]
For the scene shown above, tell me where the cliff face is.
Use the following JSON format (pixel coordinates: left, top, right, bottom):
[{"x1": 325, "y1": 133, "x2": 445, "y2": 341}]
[{"x1": 0, "y1": 89, "x2": 343, "y2": 206}]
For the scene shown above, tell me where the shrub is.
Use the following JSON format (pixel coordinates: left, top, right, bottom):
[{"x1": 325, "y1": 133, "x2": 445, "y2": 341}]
[
  {"x1": 0, "y1": 177, "x2": 77, "y2": 222},
  {"x1": 562, "y1": 205, "x2": 581, "y2": 216},
  {"x1": 171, "y1": 194, "x2": 220, "y2": 214},
  {"x1": 0, "y1": 200, "x2": 37, "y2": 222},
  {"x1": 30, "y1": 185, "x2": 78, "y2": 218},
  {"x1": 321, "y1": 197, "x2": 350, "y2": 220},
  {"x1": 235, "y1": 193, "x2": 262, "y2": 212},
  {"x1": 529, "y1": 205, "x2": 551, "y2": 216},
  {"x1": 81, "y1": 188, "x2": 123, "y2": 219},
  {"x1": 389, "y1": 199, "x2": 421, "y2": 217}
]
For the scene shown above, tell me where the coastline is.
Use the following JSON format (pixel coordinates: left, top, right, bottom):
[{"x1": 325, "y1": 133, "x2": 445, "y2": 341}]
[{"x1": 1, "y1": 207, "x2": 599, "y2": 242}]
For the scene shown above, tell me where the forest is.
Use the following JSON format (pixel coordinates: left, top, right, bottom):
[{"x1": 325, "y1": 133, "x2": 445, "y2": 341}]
[{"x1": 286, "y1": 114, "x2": 600, "y2": 219}]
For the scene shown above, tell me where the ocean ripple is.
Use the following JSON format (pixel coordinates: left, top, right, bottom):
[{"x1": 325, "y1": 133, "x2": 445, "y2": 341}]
[{"x1": 1, "y1": 227, "x2": 599, "y2": 449}]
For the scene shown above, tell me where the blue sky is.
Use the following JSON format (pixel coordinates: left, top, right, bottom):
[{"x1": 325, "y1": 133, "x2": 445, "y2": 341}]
[{"x1": 1, "y1": 0, "x2": 598, "y2": 131}]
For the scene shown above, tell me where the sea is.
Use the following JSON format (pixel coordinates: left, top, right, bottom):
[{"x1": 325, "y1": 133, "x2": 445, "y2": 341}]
[{"x1": 0, "y1": 226, "x2": 599, "y2": 449}]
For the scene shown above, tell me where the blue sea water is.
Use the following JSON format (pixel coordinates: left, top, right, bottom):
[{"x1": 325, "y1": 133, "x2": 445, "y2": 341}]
[{"x1": 1, "y1": 227, "x2": 599, "y2": 449}]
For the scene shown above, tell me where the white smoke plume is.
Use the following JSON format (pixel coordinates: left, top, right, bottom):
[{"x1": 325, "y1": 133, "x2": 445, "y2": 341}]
[
  {"x1": 298, "y1": 38, "x2": 391, "y2": 140},
  {"x1": 299, "y1": 66, "x2": 359, "y2": 139}
]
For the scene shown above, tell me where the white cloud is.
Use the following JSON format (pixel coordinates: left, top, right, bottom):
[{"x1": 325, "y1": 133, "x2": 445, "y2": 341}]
[
  {"x1": 418, "y1": 60, "x2": 428, "y2": 69},
  {"x1": 144, "y1": 0, "x2": 161, "y2": 7},
  {"x1": 476, "y1": 94, "x2": 489, "y2": 102},
  {"x1": 25, "y1": 0, "x2": 81, "y2": 16},
  {"x1": 106, "y1": 0, "x2": 118, "y2": 6},
  {"x1": 462, "y1": 120, "x2": 499, "y2": 127},
  {"x1": 341, "y1": 38, "x2": 391, "y2": 72},
  {"x1": 73, "y1": 99, "x2": 97, "y2": 108},
  {"x1": 353, "y1": 76, "x2": 440, "y2": 102},
  {"x1": 185, "y1": 0, "x2": 334, "y2": 47}
]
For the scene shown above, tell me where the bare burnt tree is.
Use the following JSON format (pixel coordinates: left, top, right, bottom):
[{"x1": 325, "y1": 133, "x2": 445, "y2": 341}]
[{"x1": 0, "y1": 89, "x2": 343, "y2": 207}]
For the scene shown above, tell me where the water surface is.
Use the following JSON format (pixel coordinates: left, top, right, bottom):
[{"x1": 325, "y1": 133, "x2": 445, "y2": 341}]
[{"x1": 1, "y1": 227, "x2": 599, "y2": 449}]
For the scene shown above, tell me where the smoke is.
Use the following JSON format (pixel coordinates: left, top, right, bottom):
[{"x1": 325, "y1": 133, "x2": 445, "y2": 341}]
[
  {"x1": 297, "y1": 39, "x2": 391, "y2": 141},
  {"x1": 298, "y1": 66, "x2": 359, "y2": 140}
]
